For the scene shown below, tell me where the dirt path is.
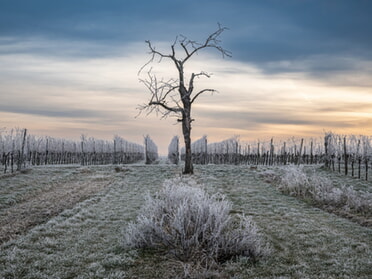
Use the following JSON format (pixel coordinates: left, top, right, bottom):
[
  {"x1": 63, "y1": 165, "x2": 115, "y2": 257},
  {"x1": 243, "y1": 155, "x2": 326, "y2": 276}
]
[{"x1": 0, "y1": 167, "x2": 113, "y2": 245}]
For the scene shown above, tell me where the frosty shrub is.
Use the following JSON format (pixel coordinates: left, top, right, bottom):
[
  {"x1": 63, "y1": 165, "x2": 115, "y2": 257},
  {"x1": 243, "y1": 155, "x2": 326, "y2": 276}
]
[
  {"x1": 123, "y1": 178, "x2": 267, "y2": 268},
  {"x1": 278, "y1": 165, "x2": 372, "y2": 216},
  {"x1": 278, "y1": 165, "x2": 310, "y2": 197}
]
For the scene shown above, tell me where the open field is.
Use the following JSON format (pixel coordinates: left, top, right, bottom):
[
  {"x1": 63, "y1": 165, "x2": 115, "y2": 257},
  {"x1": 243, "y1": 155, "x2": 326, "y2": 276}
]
[{"x1": 0, "y1": 164, "x2": 371, "y2": 278}]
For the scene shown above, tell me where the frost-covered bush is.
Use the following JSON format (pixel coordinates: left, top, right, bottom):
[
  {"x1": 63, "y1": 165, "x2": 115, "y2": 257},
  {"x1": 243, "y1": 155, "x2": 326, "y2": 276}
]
[
  {"x1": 334, "y1": 185, "x2": 372, "y2": 214},
  {"x1": 278, "y1": 165, "x2": 372, "y2": 216},
  {"x1": 123, "y1": 178, "x2": 267, "y2": 267},
  {"x1": 278, "y1": 165, "x2": 310, "y2": 197}
]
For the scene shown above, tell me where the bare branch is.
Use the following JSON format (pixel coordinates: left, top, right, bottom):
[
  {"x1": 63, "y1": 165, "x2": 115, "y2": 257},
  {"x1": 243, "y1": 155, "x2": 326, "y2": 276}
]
[
  {"x1": 146, "y1": 40, "x2": 172, "y2": 59},
  {"x1": 188, "y1": 71, "x2": 212, "y2": 96},
  {"x1": 138, "y1": 40, "x2": 178, "y2": 75},
  {"x1": 138, "y1": 68, "x2": 183, "y2": 118},
  {"x1": 139, "y1": 24, "x2": 230, "y2": 79},
  {"x1": 148, "y1": 101, "x2": 183, "y2": 114},
  {"x1": 182, "y1": 24, "x2": 232, "y2": 64},
  {"x1": 180, "y1": 42, "x2": 190, "y2": 57},
  {"x1": 171, "y1": 36, "x2": 178, "y2": 57},
  {"x1": 191, "y1": 89, "x2": 216, "y2": 104}
]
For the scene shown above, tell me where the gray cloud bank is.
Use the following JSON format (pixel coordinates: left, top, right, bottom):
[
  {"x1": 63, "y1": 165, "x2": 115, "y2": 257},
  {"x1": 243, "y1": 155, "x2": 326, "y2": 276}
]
[{"x1": 1, "y1": 0, "x2": 371, "y2": 71}]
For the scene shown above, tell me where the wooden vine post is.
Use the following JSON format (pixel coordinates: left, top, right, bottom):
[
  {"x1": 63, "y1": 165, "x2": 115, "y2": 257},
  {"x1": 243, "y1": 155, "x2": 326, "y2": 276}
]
[
  {"x1": 17, "y1": 128, "x2": 27, "y2": 171},
  {"x1": 343, "y1": 136, "x2": 348, "y2": 176},
  {"x1": 324, "y1": 134, "x2": 329, "y2": 168}
]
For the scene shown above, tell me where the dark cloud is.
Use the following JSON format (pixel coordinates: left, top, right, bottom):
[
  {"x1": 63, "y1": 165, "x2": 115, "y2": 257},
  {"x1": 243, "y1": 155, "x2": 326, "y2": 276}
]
[
  {"x1": 0, "y1": 0, "x2": 207, "y2": 43},
  {"x1": 1, "y1": 0, "x2": 371, "y2": 73},
  {"x1": 230, "y1": 0, "x2": 372, "y2": 62}
]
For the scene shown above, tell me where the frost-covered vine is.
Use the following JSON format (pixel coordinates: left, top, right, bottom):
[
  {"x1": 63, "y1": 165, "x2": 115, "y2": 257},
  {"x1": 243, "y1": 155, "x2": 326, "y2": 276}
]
[
  {"x1": 0, "y1": 128, "x2": 146, "y2": 172},
  {"x1": 167, "y1": 136, "x2": 179, "y2": 165},
  {"x1": 144, "y1": 135, "x2": 158, "y2": 164}
]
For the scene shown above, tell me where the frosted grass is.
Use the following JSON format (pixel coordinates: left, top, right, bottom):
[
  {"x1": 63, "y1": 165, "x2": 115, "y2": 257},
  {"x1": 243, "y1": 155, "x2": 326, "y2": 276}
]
[
  {"x1": 124, "y1": 177, "x2": 268, "y2": 270},
  {"x1": 0, "y1": 164, "x2": 177, "y2": 278},
  {"x1": 194, "y1": 165, "x2": 371, "y2": 278},
  {"x1": 0, "y1": 164, "x2": 371, "y2": 278},
  {"x1": 0, "y1": 165, "x2": 77, "y2": 210},
  {"x1": 273, "y1": 165, "x2": 372, "y2": 226}
]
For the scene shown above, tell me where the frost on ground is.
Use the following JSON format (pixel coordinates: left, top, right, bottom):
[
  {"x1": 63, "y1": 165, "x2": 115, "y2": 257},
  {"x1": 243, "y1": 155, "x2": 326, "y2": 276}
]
[
  {"x1": 266, "y1": 164, "x2": 372, "y2": 226},
  {"x1": 0, "y1": 164, "x2": 371, "y2": 278},
  {"x1": 123, "y1": 177, "x2": 269, "y2": 276},
  {"x1": 0, "y1": 165, "x2": 113, "y2": 244}
]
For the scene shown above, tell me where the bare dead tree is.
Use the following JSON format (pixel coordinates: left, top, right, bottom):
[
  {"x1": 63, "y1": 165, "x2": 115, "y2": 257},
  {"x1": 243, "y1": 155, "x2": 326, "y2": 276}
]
[{"x1": 139, "y1": 24, "x2": 231, "y2": 174}]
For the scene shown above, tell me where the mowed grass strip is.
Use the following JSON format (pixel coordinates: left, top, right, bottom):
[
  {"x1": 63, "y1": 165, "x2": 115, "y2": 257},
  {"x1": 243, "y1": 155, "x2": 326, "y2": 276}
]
[
  {"x1": 0, "y1": 165, "x2": 115, "y2": 244},
  {"x1": 194, "y1": 165, "x2": 372, "y2": 278},
  {"x1": 0, "y1": 164, "x2": 371, "y2": 278}
]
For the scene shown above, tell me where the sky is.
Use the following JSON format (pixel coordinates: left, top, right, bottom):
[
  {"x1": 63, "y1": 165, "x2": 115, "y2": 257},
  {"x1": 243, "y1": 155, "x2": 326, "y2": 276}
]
[{"x1": 1, "y1": 0, "x2": 372, "y2": 155}]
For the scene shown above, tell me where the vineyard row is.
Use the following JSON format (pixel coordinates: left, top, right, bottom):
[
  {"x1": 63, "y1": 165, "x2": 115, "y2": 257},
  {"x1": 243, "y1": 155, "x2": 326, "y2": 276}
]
[
  {"x1": 174, "y1": 133, "x2": 372, "y2": 180},
  {"x1": 1, "y1": 128, "x2": 158, "y2": 173},
  {"x1": 2, "y1": 128, "x2": 372, "y2": 180}
]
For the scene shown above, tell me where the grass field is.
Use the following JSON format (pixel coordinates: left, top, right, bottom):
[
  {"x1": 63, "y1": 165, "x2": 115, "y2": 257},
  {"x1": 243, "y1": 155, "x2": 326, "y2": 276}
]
[{"x1": 0, "y1": 163, "x2": 371, "y2": 278}]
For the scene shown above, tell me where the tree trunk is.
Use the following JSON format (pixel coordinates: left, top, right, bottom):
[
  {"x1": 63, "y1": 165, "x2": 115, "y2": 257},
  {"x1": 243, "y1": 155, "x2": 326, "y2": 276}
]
[{"x1": 182, "y1": 107, "x2": 193, "y2": 174}]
